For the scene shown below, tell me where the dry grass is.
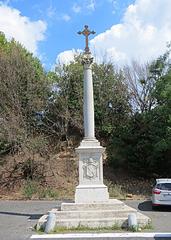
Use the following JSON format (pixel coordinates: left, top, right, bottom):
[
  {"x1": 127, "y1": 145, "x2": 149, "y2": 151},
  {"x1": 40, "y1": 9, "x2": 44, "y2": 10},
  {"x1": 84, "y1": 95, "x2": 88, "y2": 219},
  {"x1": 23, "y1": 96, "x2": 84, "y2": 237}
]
[{"x1": 0, "y1": 148, "x2": 152, "y2": 200}]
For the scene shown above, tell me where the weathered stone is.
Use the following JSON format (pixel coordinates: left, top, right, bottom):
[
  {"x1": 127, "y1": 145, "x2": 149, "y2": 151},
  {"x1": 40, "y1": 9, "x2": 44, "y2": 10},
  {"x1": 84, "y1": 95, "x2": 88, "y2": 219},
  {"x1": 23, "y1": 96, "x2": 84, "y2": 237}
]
[
  {"x1": 36, "y1": 26, "x2": 151, "y2": 232},
  {"x1": 37, "y1": 200, "x2": 151, "y2": 230}
]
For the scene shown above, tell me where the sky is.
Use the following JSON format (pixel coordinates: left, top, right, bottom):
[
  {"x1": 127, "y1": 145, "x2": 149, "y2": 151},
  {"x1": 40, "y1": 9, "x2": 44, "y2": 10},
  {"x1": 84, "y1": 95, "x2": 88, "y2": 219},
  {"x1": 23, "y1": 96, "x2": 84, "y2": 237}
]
[{"x1": 0, "y1": 0, "x2": 171, "y2": 70}]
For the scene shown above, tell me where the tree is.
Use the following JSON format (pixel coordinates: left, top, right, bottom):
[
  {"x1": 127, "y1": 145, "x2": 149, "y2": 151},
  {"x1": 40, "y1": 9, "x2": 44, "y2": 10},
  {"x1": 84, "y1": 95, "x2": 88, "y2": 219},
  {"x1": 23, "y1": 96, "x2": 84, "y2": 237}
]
[
  {"x1": 109, "y1": 49, "x2": 171, "y2": 177},
  {"x1": 43, "y1": 58, "x2": 84, "y2": 143},
  {"x1": 124, "y1": 61, "x2": 157, "y2": 114},
  {"x1": 93, "y1": 63, "x2": 131, "y2": 138},
  {"x1": 0, "y1": 32, "x2": 48, "y2": 153},
  {"x1": 44, "y1": 57, "x2": 131, "y2": 145}
]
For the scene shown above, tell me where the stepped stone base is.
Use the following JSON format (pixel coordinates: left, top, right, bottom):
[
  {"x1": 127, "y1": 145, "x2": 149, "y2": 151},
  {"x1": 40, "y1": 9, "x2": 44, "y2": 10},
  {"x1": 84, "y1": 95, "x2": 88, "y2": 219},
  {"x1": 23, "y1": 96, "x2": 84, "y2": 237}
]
[
  {"x1": 37, "y1": 199, "x2": 151, "y2": 231},
  {"x1": 75, "y1": 184, "x2": 109, "y2": 203}
]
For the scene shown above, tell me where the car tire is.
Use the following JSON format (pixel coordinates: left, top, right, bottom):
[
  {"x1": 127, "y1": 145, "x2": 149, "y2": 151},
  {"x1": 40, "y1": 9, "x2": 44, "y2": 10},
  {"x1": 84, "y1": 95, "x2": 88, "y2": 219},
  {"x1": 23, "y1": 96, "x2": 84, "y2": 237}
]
[{"x1": 152, "y1": 205, "x2": 158, "y2": 211}]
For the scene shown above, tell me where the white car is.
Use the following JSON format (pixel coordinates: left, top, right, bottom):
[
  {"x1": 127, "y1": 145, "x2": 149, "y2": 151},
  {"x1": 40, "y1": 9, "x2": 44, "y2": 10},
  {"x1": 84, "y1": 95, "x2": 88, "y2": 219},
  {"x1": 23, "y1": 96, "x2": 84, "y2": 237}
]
[{"x1": 152, "y1": 178, "x2": 171, "y2": 209}]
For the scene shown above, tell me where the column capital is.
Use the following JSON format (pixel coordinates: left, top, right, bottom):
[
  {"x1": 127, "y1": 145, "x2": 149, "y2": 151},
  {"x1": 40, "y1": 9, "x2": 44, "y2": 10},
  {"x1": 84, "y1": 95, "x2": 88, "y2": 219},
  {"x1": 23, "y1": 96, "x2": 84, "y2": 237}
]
[{"x1": 82, "y1": 53, "x2": 93, "y2": 66}]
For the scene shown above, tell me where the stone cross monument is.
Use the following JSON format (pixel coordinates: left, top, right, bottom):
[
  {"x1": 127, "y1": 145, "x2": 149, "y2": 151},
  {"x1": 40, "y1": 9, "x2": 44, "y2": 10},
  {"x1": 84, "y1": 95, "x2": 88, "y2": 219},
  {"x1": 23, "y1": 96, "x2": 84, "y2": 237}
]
[
  {"x1": 37, "y1": 26, "x2": 151, "y2": 231},
  {"x1": 75, "y1": 25, "x2": 109, "y2": 203}
]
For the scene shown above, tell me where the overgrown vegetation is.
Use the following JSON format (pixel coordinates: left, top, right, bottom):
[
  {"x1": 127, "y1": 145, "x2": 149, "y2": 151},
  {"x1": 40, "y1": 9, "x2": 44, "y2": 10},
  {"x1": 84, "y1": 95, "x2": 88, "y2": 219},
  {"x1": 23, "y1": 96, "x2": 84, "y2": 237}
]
[
  {"x1": 0, "y1": 32, "x2": 171, "y2": 198},
  {"x1": 22, "y1": 180, "x2": 58, "y2": 199},
  {"x1": 108, "y1": 48, "x2": 171, "y2": 177},
  {"x1": 52, "y1": 223, "x2": 122, "y2": 233},
  {"x1": 37, "y1": 222, "x2": 153, "y2": 234}
]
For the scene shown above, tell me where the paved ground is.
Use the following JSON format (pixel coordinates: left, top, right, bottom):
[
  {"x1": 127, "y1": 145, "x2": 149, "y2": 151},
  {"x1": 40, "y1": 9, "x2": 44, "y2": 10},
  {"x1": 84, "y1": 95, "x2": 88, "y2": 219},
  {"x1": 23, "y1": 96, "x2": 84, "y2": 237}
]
[
  {"x1": 0, "y1": 200, "x2": 171, "y2": 240},
  {"x1": 125, "y1": 200, "x2": 171, "y2": 233},
  {"x1": 0, "y1": 200, "x2": 59, "y2": 240}
]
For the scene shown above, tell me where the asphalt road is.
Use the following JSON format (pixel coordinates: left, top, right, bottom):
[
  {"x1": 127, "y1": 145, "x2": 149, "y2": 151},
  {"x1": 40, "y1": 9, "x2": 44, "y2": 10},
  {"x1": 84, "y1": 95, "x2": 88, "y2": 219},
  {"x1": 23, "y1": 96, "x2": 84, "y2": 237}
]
[
  {"x1": 125, "y1": 200, "x2": 171, "y2": 233},
  {"x1": 0, "y1": 200, "x2": 59, "y2": 240},
  {"x1": 0, "y1": 200, "x2": 171, "y2": 240}
]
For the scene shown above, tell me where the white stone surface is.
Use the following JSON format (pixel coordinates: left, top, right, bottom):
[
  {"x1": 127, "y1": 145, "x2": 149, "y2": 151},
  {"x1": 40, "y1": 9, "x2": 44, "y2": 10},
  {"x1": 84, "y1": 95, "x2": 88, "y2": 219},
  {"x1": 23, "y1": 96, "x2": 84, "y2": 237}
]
[
  {"x1": 76, "y1": 143, "x2": 104, "y2": 185},
  {"x1": 61, "y1": 199, "x2": 124, "y2": 211},
  {"x1": 75, "y1": 184, "x2": 109, "y2": 203},
  {"x1": 37, "y1": 199, "x2": 151, "y2": 230},
  {"x1": 82, "y1": 55, "x2": 95, "y2": 140},
  {"x1": 31, "y1": 233, "x2": 171, "y2": 239},
  {"x1": 75, "y1": 138, "x2": 109, "y2": 203},
  {"x1": 74, "y1": 52, "x2": 110, "y2": 203}
]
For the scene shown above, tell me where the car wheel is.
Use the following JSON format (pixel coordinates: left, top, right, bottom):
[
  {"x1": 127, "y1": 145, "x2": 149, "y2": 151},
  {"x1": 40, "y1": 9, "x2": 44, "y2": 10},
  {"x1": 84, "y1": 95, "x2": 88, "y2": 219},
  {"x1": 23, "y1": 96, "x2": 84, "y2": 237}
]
[{"x1": 152, "y1": 205, "x2": 158, "y2": 211}]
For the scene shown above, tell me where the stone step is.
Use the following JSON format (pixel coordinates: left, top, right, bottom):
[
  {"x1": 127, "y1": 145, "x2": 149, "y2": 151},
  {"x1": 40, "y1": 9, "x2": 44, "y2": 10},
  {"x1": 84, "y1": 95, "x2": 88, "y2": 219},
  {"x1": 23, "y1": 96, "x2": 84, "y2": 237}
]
[
  {"x1": 36, "y1": 200, "x2": 151, "y2": 231},
  {"x1": 50, "y1": 207, "x2": 137, "y2": 219},
  {"x1": 61, "y1": 199, "x2": 124, "y2": 211},
  {"x1": 56, "y1": 217, "x2": 128, "y2": 228},
  {"x1": 37, "y1": 211, "x2": 150, "y2": 231},
  {"x1": 55, "y1": 212, "x2": 150, "y2": 228}
]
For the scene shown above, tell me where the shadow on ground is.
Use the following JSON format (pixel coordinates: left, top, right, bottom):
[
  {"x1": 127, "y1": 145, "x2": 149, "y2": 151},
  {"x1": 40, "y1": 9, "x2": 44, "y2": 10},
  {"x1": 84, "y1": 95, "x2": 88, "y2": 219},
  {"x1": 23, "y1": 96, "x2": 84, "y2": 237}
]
[
  {"x1": 138, "y1": 200, "x2": 171, "y2": 212},
  {"x1": 0, "y1": 211, "x2": 42, "y2": 219},
  {"x1": 138, "y1": 200, "x2": 153, "y2": 211}
]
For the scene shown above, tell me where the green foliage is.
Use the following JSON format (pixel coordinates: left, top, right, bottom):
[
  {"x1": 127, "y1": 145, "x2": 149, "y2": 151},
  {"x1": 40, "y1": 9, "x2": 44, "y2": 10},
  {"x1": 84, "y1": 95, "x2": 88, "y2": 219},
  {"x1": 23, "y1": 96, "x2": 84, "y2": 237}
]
[
  {"x1": 105, "y1": 180, "x2": 126, "y2": 199},
  {"x1": 109, "y1": 47, "x2": 171, "y2": 177},
  {"x1": 0, "y1": 139, "x2": 12, "y2": 155},
  {"x1": 43, "y1": 59, "x2": 84, "y2": 142},
  {"x1": 0, "y1": 32, "x2": 48, "y2": 154},
  {"x1": 52, "y1": 224, "x2": 123, "y2": 233},
  {"x1": 1, "y1": 31, "x2": 171, "y2": 184},
  {"x1": 39, "y1": 187, "x2": 58, "y2": 199},
  {"x1": 128, "y1": 221, "x2": 152, "y2": 232},
  {"x1": 22, "y1": 180, "x2": 38, "y2": 199},
  {"x1": 22, "y1": 180, "x2": 58, "y2": 199},
  {"x1": 115, "y1": 110, "x2": 170, "y2": 176},
  {"x1": 45, "y1": 59, "x2": 130, "y2": 143},
  {"x1": 93, "y1": 63, "x2": 130, "y2": 138}
]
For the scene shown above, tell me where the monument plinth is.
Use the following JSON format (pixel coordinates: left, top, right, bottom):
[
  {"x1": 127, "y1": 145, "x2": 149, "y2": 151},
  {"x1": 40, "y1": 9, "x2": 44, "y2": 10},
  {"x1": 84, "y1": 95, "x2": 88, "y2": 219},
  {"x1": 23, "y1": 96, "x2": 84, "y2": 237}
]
[{"x1": 75, "y1": 51, "x2": 109, "y2": 203}]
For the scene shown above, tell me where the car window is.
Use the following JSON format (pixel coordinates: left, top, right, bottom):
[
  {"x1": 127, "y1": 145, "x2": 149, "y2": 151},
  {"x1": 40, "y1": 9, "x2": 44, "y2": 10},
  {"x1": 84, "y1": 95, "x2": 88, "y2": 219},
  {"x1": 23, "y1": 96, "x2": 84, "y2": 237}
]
[{"x1": 156, "y1": 183, "x2": 171, "y2": 190}]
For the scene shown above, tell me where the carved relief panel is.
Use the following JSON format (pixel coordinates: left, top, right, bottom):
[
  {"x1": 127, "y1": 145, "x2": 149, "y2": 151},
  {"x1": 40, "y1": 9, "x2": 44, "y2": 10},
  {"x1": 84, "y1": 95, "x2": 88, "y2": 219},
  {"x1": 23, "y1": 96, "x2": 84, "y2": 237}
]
[
  {"x1": 80, "y1": 153, "x2": 102, "y2": 183},
  {"x1": 83, "y1": 158, "x2": 99, "y2": 180}
]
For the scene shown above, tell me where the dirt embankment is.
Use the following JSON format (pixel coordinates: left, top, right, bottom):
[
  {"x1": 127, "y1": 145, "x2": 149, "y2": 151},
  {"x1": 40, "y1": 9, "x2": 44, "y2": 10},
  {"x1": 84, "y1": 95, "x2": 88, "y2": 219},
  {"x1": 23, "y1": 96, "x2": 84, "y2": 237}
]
[{"x1": 0, "y1": 147, "x2": 153, "y2": 200}]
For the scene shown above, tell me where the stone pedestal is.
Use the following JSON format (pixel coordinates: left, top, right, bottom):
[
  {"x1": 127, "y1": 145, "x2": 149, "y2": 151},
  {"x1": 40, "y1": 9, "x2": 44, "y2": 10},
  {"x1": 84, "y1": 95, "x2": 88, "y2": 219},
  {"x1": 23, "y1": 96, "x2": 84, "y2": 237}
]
[{"x1": 75, "y1": 140, "x2": 109, "y2": 203}]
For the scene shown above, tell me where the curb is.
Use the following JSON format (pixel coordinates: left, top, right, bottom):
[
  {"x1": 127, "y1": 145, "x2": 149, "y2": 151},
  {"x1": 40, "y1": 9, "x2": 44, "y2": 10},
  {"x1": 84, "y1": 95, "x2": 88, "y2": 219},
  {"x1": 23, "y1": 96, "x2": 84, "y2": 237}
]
[{"x1": 31, "y1": 232, "x2": 171, "y2": 239}]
